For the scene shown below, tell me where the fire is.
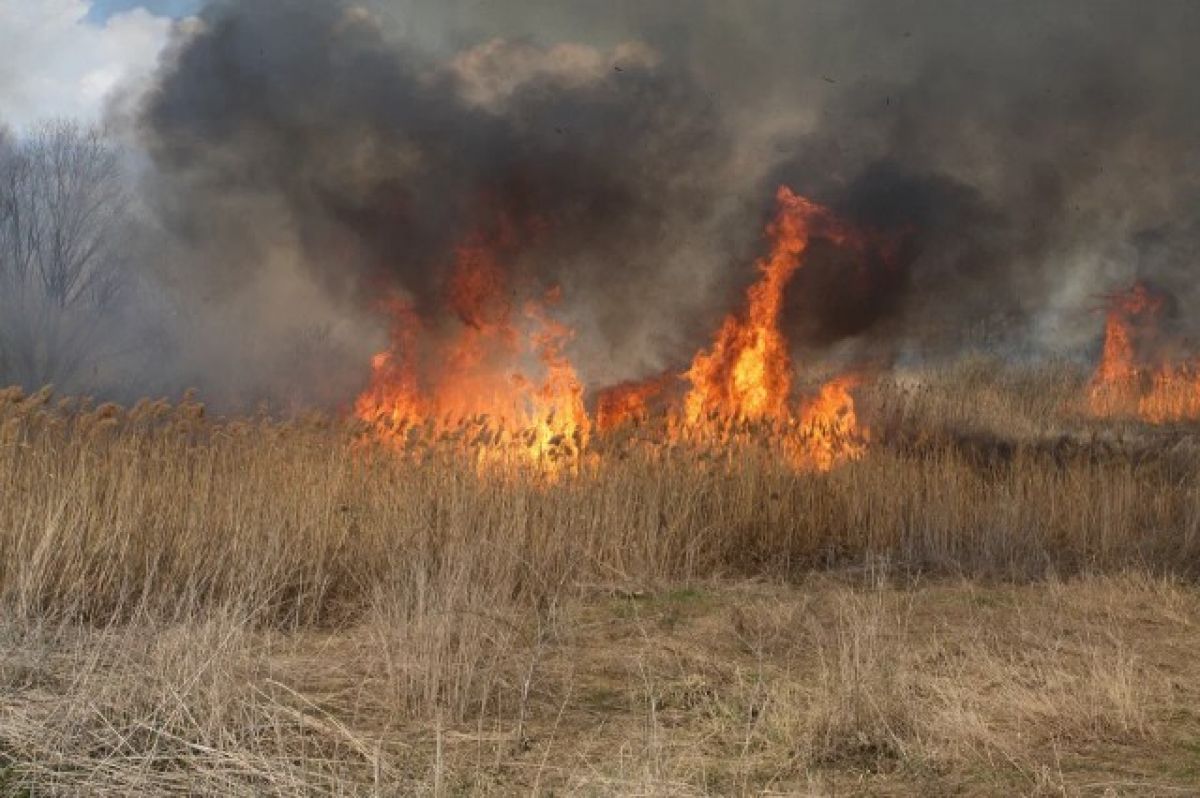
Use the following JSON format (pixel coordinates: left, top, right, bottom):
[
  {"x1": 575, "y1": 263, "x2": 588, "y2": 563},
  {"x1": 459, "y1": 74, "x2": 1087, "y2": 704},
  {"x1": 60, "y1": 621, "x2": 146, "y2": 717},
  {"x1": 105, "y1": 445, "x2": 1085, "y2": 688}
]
[
  {"x1": 792, "y1": 375, "x2": 867, "y2": 471},
  {"x1": 1139, "y1": 365, "x2": 1200, "y2": 423},
  {"x1": 356, "y1": 186, "x2": 876, "y2": 475},
  {"x1": 595, "y1": 375, "x2": 670, "y2": 432},
  {"x1": 1086, "y1": 281, "x2": 1200, "y2": 423},
  {"x1": 355, "y1": 220, "x2": 588, "y2": 473},
  {"x1": 353, "y1": 300, "x2": 424, "y2": 429},
  {"x1": 1086, "y1": 282, "x2": 1160, "y2": 417},
  {"x1": 678, "y1": 186, "x2": 869, "y2": 470},
  {"x1": 521, "y1": 290, "x2": 591, "y2": 457}
]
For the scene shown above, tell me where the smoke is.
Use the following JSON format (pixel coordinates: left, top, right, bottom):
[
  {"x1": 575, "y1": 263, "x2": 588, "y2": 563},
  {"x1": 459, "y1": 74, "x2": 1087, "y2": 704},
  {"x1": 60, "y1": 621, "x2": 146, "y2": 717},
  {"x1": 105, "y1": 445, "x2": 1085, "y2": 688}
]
[
  {"x1": 116, "y1": 0, "x2": 1200, "y2": 405},
  {"x1": 760, "y1": 1, "x2": 1200, "y2": 360},
  {"x1": 133, "y1": 0, "x2": 736, "y2": 404}
]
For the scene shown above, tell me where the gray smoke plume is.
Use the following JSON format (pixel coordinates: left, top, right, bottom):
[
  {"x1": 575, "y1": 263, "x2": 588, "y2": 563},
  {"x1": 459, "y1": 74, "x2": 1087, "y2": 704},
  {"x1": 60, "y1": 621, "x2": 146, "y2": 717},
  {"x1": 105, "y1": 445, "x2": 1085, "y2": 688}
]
[
  {"x1": 120, "y1": 0, "x2": 1200, "y2": 406},
  {"x1": 761, "y1": 1, "x2": 1200, "y2": 364},
  {"x1": 133, "y1": 0, "x2": 732, "y2": 407}
]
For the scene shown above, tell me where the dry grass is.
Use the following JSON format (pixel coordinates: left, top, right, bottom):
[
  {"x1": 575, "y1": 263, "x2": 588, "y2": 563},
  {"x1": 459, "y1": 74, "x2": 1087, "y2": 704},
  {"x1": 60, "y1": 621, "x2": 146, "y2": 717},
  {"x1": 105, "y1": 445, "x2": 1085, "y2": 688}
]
[{"x1": 1, "y1": 363, "x2": 1200, "y2": 795}]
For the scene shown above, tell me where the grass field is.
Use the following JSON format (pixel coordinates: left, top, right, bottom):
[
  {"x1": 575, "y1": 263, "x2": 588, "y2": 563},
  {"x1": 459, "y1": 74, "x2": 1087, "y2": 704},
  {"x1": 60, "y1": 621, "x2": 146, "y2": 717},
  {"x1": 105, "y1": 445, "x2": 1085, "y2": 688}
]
[{"x1": 1, "y1": 359, "x2": 1199, "y2": 795}]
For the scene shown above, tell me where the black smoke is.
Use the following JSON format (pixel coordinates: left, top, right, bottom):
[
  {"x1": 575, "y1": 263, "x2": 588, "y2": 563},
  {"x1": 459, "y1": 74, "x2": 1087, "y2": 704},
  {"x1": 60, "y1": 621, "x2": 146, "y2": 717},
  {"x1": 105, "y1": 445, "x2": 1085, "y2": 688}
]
[
  {"x1": 759, "y1": 0, "x2": 1200, "y2": 359},
  {"x1": 122, "y1": 0, "x2": 1200, "y2": 404},
  {"x1": 136, "y1": 0, "x2": 729, "y2": 403}
]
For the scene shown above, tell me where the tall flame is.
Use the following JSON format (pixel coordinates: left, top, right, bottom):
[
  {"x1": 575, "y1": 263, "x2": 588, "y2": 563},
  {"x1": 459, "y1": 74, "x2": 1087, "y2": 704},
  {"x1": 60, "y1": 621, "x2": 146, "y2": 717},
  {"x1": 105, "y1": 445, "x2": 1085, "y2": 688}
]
[
  {"x1": 356, "y1": 186, "x2": 876, "y2": 476},
  {"x1": 683, "y1": 188, "x2": 843, "y2": 425},
  {"x1": 355, "y1": 220, "x2": 588, "y2": 473},
  {"x1": 678, "y1": 186, "x2": 869, "y2": 470},
  {"x1": 1086, "y1": 281, "x2": 1200, "y2": 423}
]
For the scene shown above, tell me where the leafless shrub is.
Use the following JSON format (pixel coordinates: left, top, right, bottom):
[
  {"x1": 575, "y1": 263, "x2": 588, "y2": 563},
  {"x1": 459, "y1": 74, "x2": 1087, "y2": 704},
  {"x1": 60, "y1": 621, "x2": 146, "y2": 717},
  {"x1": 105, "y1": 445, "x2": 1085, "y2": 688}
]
[{"x1": 0, "y1": 121, "x2": 130, "y2": 391}]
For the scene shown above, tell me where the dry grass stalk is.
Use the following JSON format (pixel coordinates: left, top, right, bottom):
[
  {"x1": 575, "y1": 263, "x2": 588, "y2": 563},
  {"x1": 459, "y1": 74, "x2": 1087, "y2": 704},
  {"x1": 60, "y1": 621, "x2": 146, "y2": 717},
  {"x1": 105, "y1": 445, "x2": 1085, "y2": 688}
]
[{"x1": 1, "y1": 366, "x2": 1199, "y2": 794}]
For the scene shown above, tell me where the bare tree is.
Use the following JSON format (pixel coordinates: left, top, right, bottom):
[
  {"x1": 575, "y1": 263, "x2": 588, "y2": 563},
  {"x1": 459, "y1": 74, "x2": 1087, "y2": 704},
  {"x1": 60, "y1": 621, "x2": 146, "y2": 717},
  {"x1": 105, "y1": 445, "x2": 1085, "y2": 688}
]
[{"x1": 0, "y1": 121, "x2": 129, "y2": 389}]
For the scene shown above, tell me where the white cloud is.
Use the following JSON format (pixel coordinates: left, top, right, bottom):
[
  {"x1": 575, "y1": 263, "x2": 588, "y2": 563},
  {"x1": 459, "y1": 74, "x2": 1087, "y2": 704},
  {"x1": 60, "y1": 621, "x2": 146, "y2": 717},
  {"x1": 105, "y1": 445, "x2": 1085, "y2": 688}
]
[{"x1": 0, "y1": 0, "x2": 172, "y2": 131}]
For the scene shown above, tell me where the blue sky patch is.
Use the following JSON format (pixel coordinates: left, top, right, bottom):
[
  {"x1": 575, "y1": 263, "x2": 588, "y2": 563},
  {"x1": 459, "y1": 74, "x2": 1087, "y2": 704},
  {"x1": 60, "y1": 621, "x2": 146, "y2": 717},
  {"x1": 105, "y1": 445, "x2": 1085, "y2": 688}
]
[{"x1": 87, "y1": 0, "x2": 200, "y2": 24}]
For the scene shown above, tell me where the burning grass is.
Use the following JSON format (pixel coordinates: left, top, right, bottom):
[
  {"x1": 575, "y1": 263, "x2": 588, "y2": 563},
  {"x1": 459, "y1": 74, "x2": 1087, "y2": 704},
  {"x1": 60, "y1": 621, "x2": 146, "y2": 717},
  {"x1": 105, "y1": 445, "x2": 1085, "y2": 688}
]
[
  {"x1": 354, "y1": 188, "x2": 882, "y2": 476},
  {"x1": 1087, "y1": 281, "x2": 1200, "y2": 423},
  {"x1": 2, "y1": 363, "x2": 1200, "y2": 793}
]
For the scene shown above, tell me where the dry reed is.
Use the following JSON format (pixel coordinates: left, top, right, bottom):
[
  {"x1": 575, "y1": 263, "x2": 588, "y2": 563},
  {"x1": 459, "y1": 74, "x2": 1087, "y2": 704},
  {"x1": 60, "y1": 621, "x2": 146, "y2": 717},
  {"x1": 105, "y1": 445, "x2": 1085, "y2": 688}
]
[{"x1": 1, "y1": 364, "x2": 1198, "y2": 794}]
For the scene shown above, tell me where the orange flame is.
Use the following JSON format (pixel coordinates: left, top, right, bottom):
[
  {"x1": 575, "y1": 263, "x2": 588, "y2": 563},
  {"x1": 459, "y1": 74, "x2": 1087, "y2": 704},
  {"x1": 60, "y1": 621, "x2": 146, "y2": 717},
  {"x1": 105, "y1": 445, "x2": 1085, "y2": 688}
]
[
  {"x1": 521, "y1": 289, "x2": 591, "y2": 457},
  {"x1": 595, "y1": 375, "x2": 670, "y2": 432},
  {"x1": 1086, "y1": 282, "x2": 1200, "y2": 423},
  {"x1": 353, "y1": 299, "x2": 425, "y2": 431},
  {"x1": 357, "y1": 186, "x2": 876, "y2": 475},
  {"x1": 1138, "y1": 365, "x2": 1200, "y2": 423},
  {"x1": 678, "y1": 186, "x2": 869, "y2": 470},
  {"x1": 355, "y1": 220, "x2": 588, "y2": 473},
  {"x1": 792, "y1": 375, "x2": 867, "y2": 471}
]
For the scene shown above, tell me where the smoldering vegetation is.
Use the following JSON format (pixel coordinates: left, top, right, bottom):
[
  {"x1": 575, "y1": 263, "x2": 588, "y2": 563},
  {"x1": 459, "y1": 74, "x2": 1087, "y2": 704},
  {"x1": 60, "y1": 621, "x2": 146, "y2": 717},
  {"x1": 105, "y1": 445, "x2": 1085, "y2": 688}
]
[{"x1": 4, "y1": 0, "x2": 1200, "y2": 409}]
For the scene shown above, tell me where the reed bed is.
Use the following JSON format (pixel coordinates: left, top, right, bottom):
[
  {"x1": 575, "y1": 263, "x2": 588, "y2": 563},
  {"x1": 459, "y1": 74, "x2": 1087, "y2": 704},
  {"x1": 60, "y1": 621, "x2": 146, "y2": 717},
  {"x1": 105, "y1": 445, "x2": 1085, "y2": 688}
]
[
  {"x1": 1, "y1": 364, "x2": 1199, "y2": 794},
  {"x1": 1, "y1": 367, "x2": 1197, "y2": 628}
]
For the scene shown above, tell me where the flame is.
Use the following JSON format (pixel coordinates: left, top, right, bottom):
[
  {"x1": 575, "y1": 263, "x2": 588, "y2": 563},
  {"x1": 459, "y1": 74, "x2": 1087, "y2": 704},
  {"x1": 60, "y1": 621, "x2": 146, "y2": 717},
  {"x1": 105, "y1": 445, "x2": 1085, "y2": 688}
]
[
  {"x1": 678, "y1": 186, "x2": 869, "y2": 470},
  {"x1": 595, "y1": 375, "x2": 670, "y2": 432},
  {"x1": 1086, "y1": 282, "x2": 1159, "y2": 417},
  {"x1": 356, "y1": 186, "x2": 876, "y2": 476},
  {"x1": 355, "y1": 220, "x2": 588, "y2": 474},
  {"x1": 1086, "y1": 281, "x2": 1200, "y2": 423},
  {"x1": 791, "y1": 375, "x2": 867, "y2": 471},
  {"x1": 1138, "y1": 365, "x2": 1200, "y2": 423},
  {"x1": 520, "y1": 289, "x2": 591, "y2": 459},
  {"x1": 353, "y1": 298, "x2": 425, "y2": 430}
]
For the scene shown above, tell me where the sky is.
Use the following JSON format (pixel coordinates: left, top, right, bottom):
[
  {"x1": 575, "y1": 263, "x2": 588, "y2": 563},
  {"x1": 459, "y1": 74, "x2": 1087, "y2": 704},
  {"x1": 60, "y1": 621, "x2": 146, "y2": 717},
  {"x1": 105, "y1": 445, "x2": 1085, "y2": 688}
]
[
  {"x1": 0, "y1": 0, "x2": 189, "y2": 131},
  {"x1": 87, "y1": 0, "x2": 198, "y2": 22}
]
